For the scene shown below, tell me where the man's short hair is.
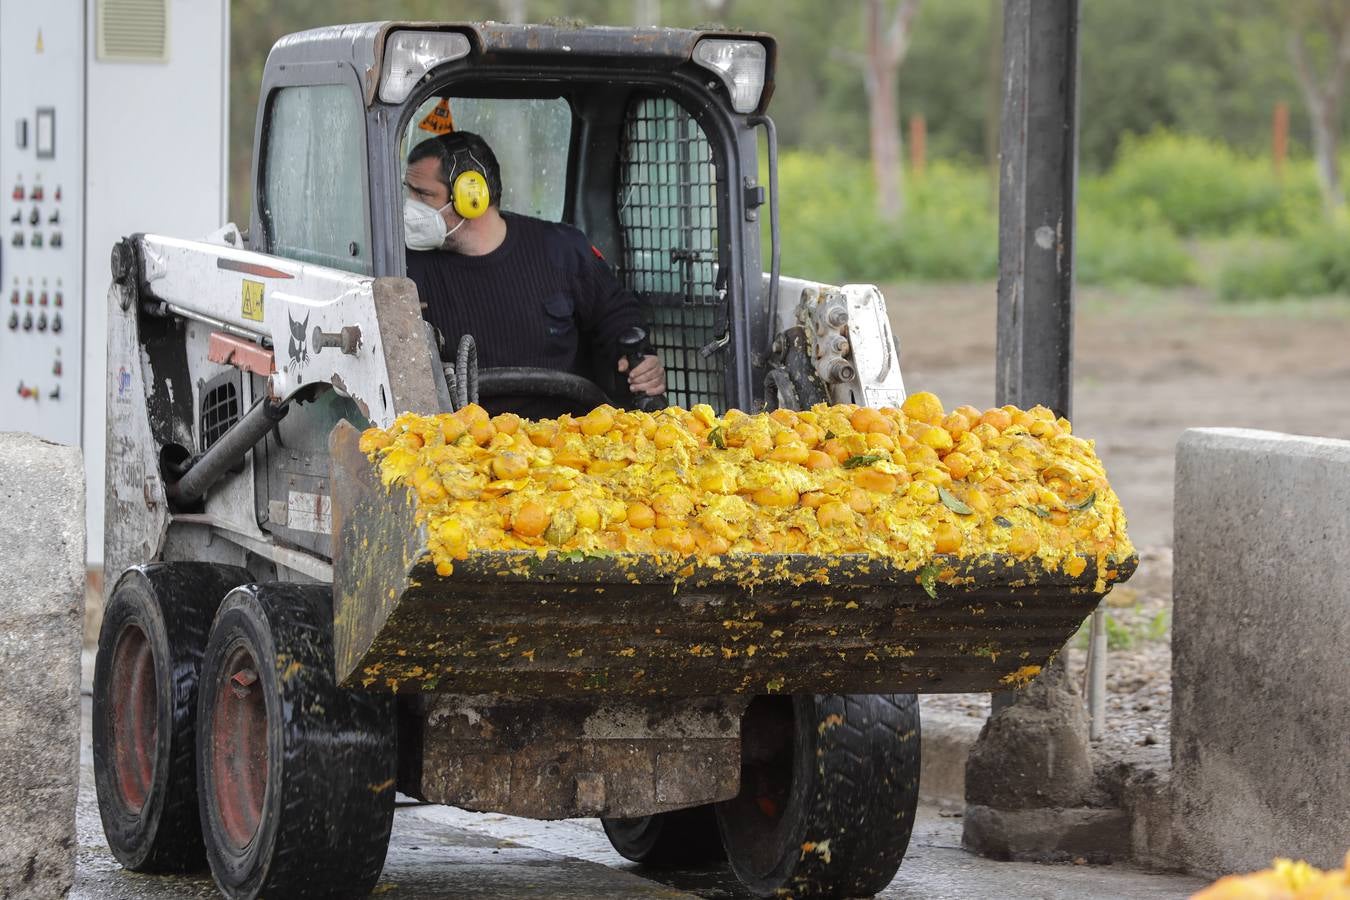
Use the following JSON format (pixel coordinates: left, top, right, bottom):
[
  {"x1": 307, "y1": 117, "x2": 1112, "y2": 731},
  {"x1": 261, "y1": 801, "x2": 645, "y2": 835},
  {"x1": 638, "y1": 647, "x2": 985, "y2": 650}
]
[{"x1": 407, "y1": 130, "x2": 503, "y2": 208}]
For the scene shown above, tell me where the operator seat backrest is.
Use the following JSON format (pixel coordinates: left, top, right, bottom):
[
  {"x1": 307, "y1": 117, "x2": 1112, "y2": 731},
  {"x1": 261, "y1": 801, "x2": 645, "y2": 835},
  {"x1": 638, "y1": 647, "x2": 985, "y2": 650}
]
[{"x1": 615, "y1": 95, "x2": 727, "y2": 412}]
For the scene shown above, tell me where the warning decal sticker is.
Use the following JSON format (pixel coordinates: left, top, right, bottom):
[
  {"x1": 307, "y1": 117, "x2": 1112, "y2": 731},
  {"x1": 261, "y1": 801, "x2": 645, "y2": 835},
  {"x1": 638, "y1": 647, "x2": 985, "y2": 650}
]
[{"x1": 241, "y1": 279, "x2": 264, "y2": 321}]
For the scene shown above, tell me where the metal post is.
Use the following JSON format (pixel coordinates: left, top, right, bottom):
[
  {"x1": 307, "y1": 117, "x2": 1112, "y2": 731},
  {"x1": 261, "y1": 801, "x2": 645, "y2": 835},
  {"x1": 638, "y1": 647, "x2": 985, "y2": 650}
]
[
  {"x1": 990, "y1": 0, "x2": 1080, "y2": 716},
  {"x1": 1088, "y1": 608, "x2": 1107, "y2": 739}
]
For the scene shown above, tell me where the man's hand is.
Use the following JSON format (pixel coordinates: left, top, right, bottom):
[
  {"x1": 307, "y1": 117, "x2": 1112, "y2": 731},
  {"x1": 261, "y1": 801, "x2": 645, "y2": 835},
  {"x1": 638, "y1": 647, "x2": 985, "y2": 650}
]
[{"x1": 618, "y1": 353, "x2": 666, "y2": 397}]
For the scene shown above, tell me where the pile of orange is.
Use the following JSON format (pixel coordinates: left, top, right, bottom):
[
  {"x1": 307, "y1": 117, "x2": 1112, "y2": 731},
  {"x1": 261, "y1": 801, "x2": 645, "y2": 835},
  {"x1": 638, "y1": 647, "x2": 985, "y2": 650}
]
[
  {"x1": 358, "y1": 392, "x2": 1132, "y2": 578},
  {"x1": 1193, "y1": 853, "x2": 1350, "y2": 899}
]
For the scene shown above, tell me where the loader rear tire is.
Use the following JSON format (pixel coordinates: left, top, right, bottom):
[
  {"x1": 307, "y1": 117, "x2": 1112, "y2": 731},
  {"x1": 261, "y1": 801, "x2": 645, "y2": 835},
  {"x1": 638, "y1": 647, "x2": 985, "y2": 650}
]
[
  {"x1": 196, "y1": 583, "x2": 396, "y2": 899},
  {"x1": 601, "y1": 805, "x2": 726, "y2": 867},
  {"x1": 716, "y1": 693, "x2": 921, "y2": 899},
  {"x1": 92, "y1": 563, "x2": 253, "y2": 872}
]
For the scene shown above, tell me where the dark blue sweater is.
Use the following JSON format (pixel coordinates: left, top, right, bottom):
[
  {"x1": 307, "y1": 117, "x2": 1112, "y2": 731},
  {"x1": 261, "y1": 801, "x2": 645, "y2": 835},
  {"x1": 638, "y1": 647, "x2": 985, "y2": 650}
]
[{"x1": 407, "y1": 212, "x2": 641, "y2": 419}]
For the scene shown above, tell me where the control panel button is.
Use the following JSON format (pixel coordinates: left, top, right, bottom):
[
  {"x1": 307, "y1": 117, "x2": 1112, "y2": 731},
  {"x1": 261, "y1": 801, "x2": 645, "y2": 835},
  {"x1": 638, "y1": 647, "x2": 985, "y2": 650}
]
[
  {"x1": 8, "y1": 210, "x2": 18, "y2": 225},
  {"x1": 47, "y1": 209, "x2": 59, "y2": 225},
  {"x1": 31, "y1": 232, "x2": 42, "y2": 248},
  {"x1": 24, "y1": 290, "x2": 33, "y2": 305},
  {"x1": 8, "y1": 289, "x2": 17, "y2": 305},
  {"x1": 10, "y1": 232, "x2": 21, "y2": 247},
  {"x1": 54, "y1": 186, "x2": 61, "y2": 202},
  {"x1": 30, "y1": 185, "x2": 43, "y2": 202},
  {"x1": 51, "y1": 313, "x2": 61, "y2": 334},
  {"x1": 11, "y1": 184, "x2": 22, "y2": 201},
  {"x1": 7, "y1": 312, "x2": 17, "y2": 330},
  {"x1": 52, "y1": 358, "x2": 62, "y2": 376},
  {"x1": 22, "y1": 311, "x2": 32, "y2": 331},
  {"x1": 54, "y1": 291, "x2": 63, "y2": 307},
  {"x1": 48, "y1": 385, "x2": 60, "y2": 401},
  {"x1": 38, "y1": 291, "x2": 47, "y2": 306},
  {"x1": 27, "y1": 207, "x2": 38, "y2": 226},
  {"x1": 49, "y1": 232, "x2": 61, "y2": 248},
  {"x1": 36, "y1": 313, "x2": 47, "y2": 332}
]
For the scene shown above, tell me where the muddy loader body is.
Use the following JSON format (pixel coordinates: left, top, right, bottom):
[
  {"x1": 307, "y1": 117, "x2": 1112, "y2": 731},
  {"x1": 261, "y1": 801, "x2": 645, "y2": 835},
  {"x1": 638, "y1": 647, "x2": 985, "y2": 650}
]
[{"x1": 93, "y1": 21, "x2": 1130, "y2": 899}]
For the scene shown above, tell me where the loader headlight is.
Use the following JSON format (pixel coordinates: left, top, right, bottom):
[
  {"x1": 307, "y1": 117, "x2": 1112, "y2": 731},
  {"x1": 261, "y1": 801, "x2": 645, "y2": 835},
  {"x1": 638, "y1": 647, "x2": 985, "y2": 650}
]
[
  {"x1": 380, "y1": 31, "x2": 472, "y2": 104},
  {"x1": 693, "y1": 39, "x2": 767, "y2": 114}
]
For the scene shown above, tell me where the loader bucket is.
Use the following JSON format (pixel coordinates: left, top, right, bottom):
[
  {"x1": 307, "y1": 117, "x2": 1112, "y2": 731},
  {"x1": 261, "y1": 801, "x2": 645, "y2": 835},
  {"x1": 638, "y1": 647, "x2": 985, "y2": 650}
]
[{"x1": 329, "y1": 422, "x2": 1134, "y2": 696}]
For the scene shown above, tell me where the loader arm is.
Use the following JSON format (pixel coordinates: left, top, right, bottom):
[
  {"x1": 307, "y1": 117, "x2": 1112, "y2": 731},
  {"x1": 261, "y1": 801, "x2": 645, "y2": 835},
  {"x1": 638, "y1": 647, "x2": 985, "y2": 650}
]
[
  {"x1": 121, "y1": 233, "x2": 442, "y2": 423},
  {"x1": 104, "y1": 233, "x2": 444, "y2": 581}
]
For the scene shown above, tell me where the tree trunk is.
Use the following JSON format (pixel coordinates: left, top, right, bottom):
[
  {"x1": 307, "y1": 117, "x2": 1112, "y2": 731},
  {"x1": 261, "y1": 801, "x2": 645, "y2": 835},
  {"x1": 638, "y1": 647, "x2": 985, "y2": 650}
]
[
  {"x1": 498, "y1": 0, "x2": 528, "y2": 23},
  {"x1": 866, "y1": 15, "x2": 904, "y2": 221},
  {"x1": 1288, "y1": 15, "x2": 1349, "y2": 212},
  {"x1": 1309, "y1": 100, "x2": 1343, "y2": 211},
  {"x1": 863, "y1": 0, "x2": 920, "y2": 222},
  {"x1": 635, "y1": 0, "x2": 660, "y2": 26}
]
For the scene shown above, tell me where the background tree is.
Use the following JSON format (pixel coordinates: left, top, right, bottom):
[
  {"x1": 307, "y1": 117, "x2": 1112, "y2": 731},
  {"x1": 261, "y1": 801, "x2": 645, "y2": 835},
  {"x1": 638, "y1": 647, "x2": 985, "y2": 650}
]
[
  {"x1": 1286, "y1": 0, "x2": 1350, "y2": 211},
  {"x1": 862, "y1": 0, "x2": 921, "y2": 221}
]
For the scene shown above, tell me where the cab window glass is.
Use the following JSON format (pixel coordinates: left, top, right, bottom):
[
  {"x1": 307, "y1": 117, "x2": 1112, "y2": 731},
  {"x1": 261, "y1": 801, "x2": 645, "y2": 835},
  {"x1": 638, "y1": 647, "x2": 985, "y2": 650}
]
[
  {"x1": 403, "y1": 97, "x2": 571, "y2": 221},
  {"x1": 263, "y1": 83, "x2": 370, "y2": 274}
]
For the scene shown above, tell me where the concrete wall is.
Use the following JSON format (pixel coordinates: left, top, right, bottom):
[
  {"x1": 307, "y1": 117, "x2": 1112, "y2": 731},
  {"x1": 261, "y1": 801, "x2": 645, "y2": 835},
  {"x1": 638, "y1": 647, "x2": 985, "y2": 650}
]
[
  {"x1": 1172, "y1": 428, "x2": 1350, "y2": 876},
  {"x1": 0, "y1": 433, "x2": 85, "y2": 897}
]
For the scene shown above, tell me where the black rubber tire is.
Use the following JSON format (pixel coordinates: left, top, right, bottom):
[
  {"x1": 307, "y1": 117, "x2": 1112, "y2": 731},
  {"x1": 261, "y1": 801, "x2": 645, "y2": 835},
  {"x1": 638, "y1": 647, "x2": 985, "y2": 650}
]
[
  {"x1": 92, "y1": 562, "x2": 253, "y2": 872},
  {"x1": 196, "y1": 583, "x2": 396, "y2": 900},
  {"x1": 601, "y1": 805, "x2": 726, "y2": 867},
  {"x1": 716, "y1": 694, "x2": 921, "y2": 899}
]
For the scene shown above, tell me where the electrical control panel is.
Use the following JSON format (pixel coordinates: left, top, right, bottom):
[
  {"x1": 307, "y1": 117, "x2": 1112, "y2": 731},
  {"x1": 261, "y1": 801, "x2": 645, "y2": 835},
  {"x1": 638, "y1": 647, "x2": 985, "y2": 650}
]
[{"x1": 0, "y1": 4, "x2": 84, "y2": 446}]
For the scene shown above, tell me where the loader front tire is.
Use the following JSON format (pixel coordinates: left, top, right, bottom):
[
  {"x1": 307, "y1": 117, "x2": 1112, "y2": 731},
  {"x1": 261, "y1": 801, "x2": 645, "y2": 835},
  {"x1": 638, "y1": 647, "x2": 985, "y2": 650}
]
[
  {"x1": 601, "y1": 805, "x2": 726, "y2": 867},
  {"x1": 92, "y1": 563, "x2": 253, "y2": 872},
  {"x1": 716, "y1": 693, "x2": 921, "y2": 899},
  {"x1": 196, "y1": 583, "x2": 395, "y2": 899}
]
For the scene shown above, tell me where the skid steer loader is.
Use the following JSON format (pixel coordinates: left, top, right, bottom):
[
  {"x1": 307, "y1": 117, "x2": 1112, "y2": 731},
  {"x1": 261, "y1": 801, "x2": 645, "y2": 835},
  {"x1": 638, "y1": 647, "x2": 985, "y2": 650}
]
[{"x1": 92, "y1": 21, "x2": 1131, "y2": 900}]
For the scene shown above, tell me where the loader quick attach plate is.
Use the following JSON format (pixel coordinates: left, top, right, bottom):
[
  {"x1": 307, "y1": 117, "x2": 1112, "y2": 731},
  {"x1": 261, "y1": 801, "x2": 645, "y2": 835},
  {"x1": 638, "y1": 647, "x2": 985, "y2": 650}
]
[{"x1": 329, "y1": 422, "x2": 1135, "y2": 697}]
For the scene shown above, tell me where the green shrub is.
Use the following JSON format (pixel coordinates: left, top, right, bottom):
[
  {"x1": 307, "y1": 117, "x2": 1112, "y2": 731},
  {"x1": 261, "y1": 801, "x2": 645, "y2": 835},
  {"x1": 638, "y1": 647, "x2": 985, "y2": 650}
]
[
  {"x1": 1217, "y1": 226, "x2": 1350, "y2": 301},
  {"x1": 1091, "y1": 131, "x2": 1322, "y2": 237},
  {"x1": 776, "y1": 152, "x2": 998, "y2": 283},
  {"x1": 1077, "y1": 214, "x2": 1194, "y2": 287},
  {"x1": 770, "y1": 138, "x2": 1338, "y2": 292}
]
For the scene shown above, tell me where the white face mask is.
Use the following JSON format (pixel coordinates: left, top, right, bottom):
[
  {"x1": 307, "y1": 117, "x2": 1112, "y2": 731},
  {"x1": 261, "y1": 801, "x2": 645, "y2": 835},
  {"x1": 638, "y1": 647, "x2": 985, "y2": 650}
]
[{"x1": 403, "y1": 197, "x2": 465, "y2": 251}]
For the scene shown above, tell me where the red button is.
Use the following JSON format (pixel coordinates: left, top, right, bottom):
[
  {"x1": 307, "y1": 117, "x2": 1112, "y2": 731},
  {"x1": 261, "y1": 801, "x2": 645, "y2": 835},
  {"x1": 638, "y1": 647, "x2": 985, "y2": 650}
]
[
  {"x1": 11, "y1": 186, "x2": 22, "y2": 201},
  {"x1": 30, "y1": 186, "x2": 43, "y2": 201},
  {"x1": 39, "y1": 292, "x2": 47, "y2": 306},
  {"x1": 54, "y1": 292, "x2": 63, "y2": 307}
]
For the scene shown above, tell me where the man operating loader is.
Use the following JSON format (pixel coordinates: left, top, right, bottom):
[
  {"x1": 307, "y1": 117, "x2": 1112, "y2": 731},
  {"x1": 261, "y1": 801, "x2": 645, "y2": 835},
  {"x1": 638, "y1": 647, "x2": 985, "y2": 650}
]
[{"x1": 403, "y1": 129, "x2": 665, "y2": 419}]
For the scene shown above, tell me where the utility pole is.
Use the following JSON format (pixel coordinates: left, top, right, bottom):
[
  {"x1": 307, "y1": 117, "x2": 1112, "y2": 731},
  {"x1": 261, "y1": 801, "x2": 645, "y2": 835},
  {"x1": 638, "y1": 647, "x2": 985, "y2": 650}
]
[{"x1": 991, "y1": 0, "x2": 1079, "y2": 713}]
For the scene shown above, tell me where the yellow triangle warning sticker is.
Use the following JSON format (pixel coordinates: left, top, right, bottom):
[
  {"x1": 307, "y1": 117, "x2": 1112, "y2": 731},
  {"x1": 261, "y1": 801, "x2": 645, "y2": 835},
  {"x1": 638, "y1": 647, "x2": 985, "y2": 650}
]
[
  {"x1": 418, "y1": 98, "x2": 455, "y2": 135},
  {"x1": 36, "y1": 29, "x2": 44, "y2": 53}
]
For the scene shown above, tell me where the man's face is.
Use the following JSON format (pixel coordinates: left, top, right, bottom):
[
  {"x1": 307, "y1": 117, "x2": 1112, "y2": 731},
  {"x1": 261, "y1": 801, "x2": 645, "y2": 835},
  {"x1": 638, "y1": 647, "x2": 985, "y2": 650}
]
[{"x1": 404, "y1": 156, "x2": 463, "y2": 238}]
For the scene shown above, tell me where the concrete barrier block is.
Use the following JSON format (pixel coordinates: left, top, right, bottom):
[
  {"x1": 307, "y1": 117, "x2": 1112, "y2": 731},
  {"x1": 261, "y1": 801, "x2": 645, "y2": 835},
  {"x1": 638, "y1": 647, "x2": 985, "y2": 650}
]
[
  {"x1": 1173, "y1": 428, "x2": 1350, "y2": 876},
  {"x1": 0, "y1": 433, "x2": 84, "y2": 898}
]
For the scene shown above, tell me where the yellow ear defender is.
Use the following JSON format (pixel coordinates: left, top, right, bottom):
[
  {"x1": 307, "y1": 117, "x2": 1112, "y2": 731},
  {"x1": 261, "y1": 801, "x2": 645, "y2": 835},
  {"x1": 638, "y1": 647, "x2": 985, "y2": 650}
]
[{"x1": 452, "y1": 169, "x2": 490, "y2": 219}]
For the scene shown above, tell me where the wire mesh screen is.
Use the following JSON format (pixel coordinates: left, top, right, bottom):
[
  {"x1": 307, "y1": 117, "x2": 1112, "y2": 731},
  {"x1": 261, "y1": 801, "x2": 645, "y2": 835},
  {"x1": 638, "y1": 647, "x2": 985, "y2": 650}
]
[
  {"x1": 199, "y1": 375, "x2": 240, "y2": 453},
  {"x1": 617, "y1": 95, "x2": 726, "y2": 410}
]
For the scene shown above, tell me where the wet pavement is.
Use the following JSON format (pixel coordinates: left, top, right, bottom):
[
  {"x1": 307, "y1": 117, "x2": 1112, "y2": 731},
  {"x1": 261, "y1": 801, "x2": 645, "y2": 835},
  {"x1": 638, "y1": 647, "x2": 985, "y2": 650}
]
[{"x1": 75, "y1": 696, "x2": 1206, "y2": 899}]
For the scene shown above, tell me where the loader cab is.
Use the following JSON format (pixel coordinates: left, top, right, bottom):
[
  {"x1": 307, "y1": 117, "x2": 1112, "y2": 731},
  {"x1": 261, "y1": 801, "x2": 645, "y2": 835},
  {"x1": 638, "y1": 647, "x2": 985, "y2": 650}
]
[{"x1": 248, "y1": 22, "x2": 777, "y2": 413}]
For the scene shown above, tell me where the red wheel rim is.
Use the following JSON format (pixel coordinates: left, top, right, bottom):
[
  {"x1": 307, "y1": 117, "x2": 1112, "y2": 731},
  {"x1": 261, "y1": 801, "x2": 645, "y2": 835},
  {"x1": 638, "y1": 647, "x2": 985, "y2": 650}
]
[
  {"x1": 210, "y1": 644, "x2": 269, "y2": 850},
  {"x1": 109, "y1": 623, "x2": 157, "y2": 813}
]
